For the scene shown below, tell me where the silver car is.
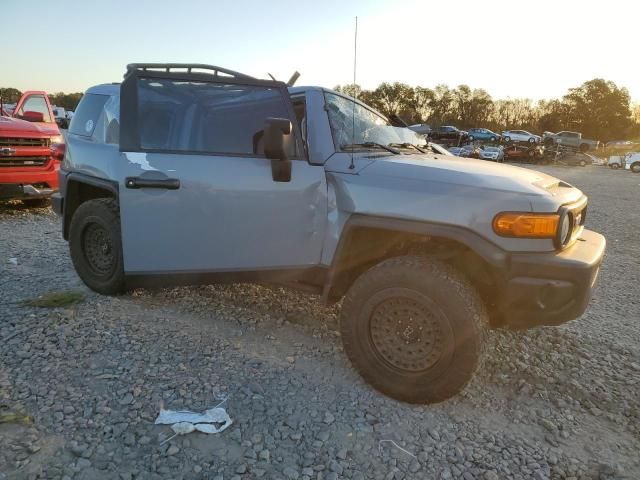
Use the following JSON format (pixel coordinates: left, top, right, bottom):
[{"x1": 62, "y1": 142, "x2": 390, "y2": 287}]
[{"x1": 502, "y1": 129, "x2": 541, "y2": 143}]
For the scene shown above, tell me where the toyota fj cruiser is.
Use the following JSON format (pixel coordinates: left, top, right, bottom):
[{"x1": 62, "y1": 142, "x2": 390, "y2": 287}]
[{"x1": 53, "y1": 64, "x2": 606, "y2": 403}]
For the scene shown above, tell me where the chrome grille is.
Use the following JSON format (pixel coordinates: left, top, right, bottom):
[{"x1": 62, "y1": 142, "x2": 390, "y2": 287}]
[
  {"x1": 0, "y1": 156, "x2": 49, "y2": 167},
  {"x1": 0, "y1": 137, "x2": 50, "y2": 147}
]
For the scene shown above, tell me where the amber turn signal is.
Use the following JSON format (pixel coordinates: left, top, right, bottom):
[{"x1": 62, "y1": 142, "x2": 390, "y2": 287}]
[{"x1": 492, "y1": 212, "x2": 559, "y2": 238}]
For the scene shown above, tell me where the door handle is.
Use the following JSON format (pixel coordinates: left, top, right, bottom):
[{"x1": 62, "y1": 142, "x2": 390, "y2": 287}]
[{"x1": 125, "y1": 177, "x2": 180, "y2": 190}]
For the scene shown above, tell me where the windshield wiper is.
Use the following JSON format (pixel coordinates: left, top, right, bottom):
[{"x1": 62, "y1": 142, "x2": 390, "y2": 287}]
[
  {"x1": 388, "y1": 142, "x2": 426, "y2": 153},
  {"x1": 341, "y1": 142, "x2": 400, "y2": 155}
]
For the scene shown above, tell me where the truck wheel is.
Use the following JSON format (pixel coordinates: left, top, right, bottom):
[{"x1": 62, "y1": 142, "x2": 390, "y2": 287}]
[
  {"x1": 339, "y1": 256, "x2": 487, "y2": 404},
  {"x1": 610, "y1": 163, "x2": 620, "y2": 169},
  {"x1": 631, "y1": 163, "x2": 640, "y2": 173},
  {"x1": 21, "y1": 198, "x2": 50, "y2": 208},
  {"x1": 69, "y1": 198, "x2": 125, "y2": 294}
]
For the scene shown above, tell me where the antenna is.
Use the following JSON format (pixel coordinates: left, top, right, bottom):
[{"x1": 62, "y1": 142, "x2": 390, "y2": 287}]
[{"x1": 349, "y1": 16, "x2": 358, "y2": 170}]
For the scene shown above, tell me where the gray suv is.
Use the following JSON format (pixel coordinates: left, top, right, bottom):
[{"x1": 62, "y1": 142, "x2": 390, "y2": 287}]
[{"x1": 53, "y1": 64, "x2": 606, "y2": 404}]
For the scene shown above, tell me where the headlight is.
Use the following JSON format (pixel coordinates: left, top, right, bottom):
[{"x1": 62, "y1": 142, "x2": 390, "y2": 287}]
[
  {"x1": 50, "y1": 135, "x2": 64, "y2": 144},
  {"x1": 492, "y1": 212, "x2": 559, "y2": 238},
  {"x1": 557, "y1": 210, "x2": 572, "y2": 246}
]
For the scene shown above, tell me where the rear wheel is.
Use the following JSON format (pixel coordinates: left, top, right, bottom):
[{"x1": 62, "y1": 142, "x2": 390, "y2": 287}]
[
  {"x1": 579, "y1": 159, "x2": 587, "y2": 167},
  {"x1": 69, "y1": 198, "x2": 125, "y2": 294},
  {"x1": 339, "y1": 256, "x2": 487, "y2": 404}
]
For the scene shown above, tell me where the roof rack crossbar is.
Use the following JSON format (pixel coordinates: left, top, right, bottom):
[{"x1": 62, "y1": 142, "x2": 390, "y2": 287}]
[{"x1": 125, "y1": 63, "x2": 256, "y2": 80}]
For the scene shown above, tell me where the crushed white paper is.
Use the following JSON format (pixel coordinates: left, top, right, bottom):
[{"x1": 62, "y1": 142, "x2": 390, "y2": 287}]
[{"x1": 155, "y1": 406, "x2": 232, "y2": 435}]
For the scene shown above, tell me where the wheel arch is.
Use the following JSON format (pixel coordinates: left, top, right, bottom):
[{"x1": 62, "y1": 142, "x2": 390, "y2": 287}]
[
  {"x1": 63, "y1": 173, "x2": 119, "y2": 240},
  {"x1": 322, "y1": 215, "x2": 508, "y2": 319}
]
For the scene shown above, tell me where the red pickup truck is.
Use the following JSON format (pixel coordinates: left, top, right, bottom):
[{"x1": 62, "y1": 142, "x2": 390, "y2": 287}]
[{"x1": 0, "y1": 91, "x2": 65, "y2": 206}]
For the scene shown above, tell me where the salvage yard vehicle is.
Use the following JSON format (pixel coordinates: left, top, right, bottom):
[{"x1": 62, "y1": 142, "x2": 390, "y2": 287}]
[
  {"x1": 429, "y1": 125, "x2": 468, "y2": 142},
  {"x1": 467, "y1": 128, "x2": 501, "y2": 142},
  {"x1": 479, "y1": 145, "x2": 504, "y2": 162},
  {"x1": 609, "y1": 152, "x2": 640, "y2": 172},
  {"x1": 543, "y1": 130, "x2": 599, "y2": 152},
  {"x1": 503, "y1": 143, "x2": 544, "y2": 161},
  {"x1": 0, "y1": 91, "x2": 64, "y2": 205},
  {"x1": 501, "y1": 129, "x2": 540, "y2": 144},
  {"x1": 54, "y1": 63, "x2": 606, "y2": 404}
]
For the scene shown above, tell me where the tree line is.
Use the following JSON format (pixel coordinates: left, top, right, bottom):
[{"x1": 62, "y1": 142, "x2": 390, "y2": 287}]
[
  {"x1": 335, "y1": 79, "x2": 640, "y2": 142},
  {"x1": 3, "y1": 79, "x2": 639, "y2": 142},
  {"x1": 0, "y1": 88, "x2": 83, "y2": 112}
]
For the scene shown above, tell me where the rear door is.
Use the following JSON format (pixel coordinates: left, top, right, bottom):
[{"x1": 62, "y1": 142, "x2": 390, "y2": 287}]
[{"x1": 117, "y1": 66, "x2": 327, "y2": 275}]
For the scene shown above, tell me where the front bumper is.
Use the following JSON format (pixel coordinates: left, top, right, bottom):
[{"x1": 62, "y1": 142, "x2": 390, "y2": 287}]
[
  {"x1": 496, "y1": 229, "x2": 606, "y2": 329},
  {"x1": 0, "y1": 183, "x2": 56, "y2": 200}
]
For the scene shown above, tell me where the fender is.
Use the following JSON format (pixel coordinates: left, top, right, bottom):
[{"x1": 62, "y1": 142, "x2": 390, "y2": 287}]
[
  {"x1": 321, "y1": 214, "x2": 509, "y2": 302},
  {"x1": 59, "y1": 170, "x2": 119, "y2": 239}
]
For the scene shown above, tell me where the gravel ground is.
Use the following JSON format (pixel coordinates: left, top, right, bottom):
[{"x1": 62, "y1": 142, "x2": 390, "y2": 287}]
[{"x1": 1, "y1": 164, "x2": 639, "y2": 480}]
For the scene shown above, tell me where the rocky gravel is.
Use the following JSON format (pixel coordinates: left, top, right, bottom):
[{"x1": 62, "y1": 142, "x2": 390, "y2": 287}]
[{"x1": 1, "y1": 164, "x2": 639, "y2": 480}]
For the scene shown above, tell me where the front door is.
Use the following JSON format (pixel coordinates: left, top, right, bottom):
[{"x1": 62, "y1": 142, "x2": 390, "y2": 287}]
[{"x1": 117, "y1": 67, "x2": 327, "y2": 276}]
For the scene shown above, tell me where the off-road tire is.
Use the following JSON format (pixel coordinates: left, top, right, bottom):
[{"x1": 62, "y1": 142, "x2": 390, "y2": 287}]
[
  {"x1": 21, "y1": 198, "x2": 50, "y2": 208},
  {"x1": 630, "y1": 162, "x2": 640, "y2": 173},
  {"x1": 69, "y1": 198, "x2": 125, "y2": 294},
  {"x1": 339, "y1": 256, "x2": 487, "y2": 404}
]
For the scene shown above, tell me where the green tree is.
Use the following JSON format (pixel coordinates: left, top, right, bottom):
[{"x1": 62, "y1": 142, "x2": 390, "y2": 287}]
[
  {"x1": 562, "y1": 79, "x2": 634, "y2": 141},
  {"x1": 0, "y1": 87, "x2": 23, "y2": 104}
]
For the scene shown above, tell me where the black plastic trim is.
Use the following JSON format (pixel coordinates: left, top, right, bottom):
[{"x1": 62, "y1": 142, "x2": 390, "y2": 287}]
[
  {"x1": 125, "y1": 266, "x2": 327, "y2": 290},
  {"x1": 125, "y1": 177, "x2": 180, "y2": 190}
]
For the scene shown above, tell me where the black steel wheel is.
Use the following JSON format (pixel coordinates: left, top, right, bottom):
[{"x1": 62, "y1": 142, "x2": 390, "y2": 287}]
[
  {"x1": 69, "y1": 198, "x2": 125, "y2": 294},
  {"x1": 340, "y1": 256, "x2": 487, "y2": 404}
]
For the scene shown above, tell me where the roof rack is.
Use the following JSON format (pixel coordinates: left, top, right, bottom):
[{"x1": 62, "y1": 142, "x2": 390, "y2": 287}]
[{"x1": 125, "y1": 63, "x2": 256, "y2": 80}]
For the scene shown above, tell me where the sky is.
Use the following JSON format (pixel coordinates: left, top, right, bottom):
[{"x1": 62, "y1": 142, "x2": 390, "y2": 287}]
[{"x1": 2, "y1": 0, "x2": 639, "y2": 102}]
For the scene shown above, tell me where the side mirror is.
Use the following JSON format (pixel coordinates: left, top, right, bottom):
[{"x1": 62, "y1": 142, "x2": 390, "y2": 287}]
[
  {"x1": 263, "y1": 117, "x2": 292, "y2": 183},
  {"x1": 19, "y1": 111, "x2": 45, "y2": 123}
]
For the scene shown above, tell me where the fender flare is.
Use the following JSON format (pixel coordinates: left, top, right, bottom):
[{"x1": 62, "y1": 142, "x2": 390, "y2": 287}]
[
  {"x1": 321, "y1": 214, "x2": 509, "y2": 302},
  {"x1": 61, "y1": 171, "x2": 119, "y2": 239}
]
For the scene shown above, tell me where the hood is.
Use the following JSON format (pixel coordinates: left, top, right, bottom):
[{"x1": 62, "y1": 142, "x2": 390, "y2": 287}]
[
  {"x1": 355, "y1": 153, "x2": 578, "y2": 198},
  {"x1": 0, "y1": 115, "x2": 52, "y2": 138}
]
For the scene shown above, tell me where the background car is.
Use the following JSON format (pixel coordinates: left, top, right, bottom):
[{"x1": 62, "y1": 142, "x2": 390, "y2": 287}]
[
  {"x1": 503, "y1": 144, "x2": 544, "y2": 161},
  {"x1": 502, "y1": 129, "x2": 541, "y2": 143},
  {"x1": 448, "y1": 145, "x2": 480, "y2": 158},
  {"x1": 468, "y1": 128, "x2": 501, "y2": 142},
  {"x1": 479, "y1": 145, "x2": 505, "y2": 162},
  {"x1": 429, "y1": 125, "x2": 468, "y2": 141}
]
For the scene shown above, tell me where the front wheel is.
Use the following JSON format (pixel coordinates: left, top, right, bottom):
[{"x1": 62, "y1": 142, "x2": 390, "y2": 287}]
[
  {"x1": 528, "y1": 137, "x2": 536, "y2": 143},
  {"x1": 631, "y1": 162, "x2": 640, "y2": 173},
  {"x1": 610, "y1": 163, "x2": 620, "y2": 169},
  {"x1": 69, "y1": 198, "x2": 125, "y2": 294},
  {"x1": 339, "y1": 256, "x2": 487, "y2": 404}
]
